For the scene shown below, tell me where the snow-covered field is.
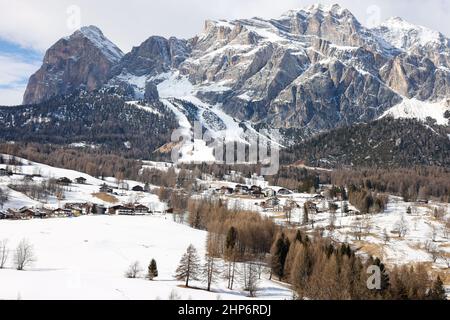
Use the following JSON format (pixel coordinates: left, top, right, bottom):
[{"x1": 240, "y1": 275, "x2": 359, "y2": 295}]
[
  {"x1": 0, "y1": 215, "x2": 292, "y2": 300},
  {"x1": 0, "y1": 156, "x2": 292, "y2": 300}
]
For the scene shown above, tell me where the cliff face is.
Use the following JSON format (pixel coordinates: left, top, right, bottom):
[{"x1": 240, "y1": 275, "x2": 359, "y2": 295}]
[{"x1": 23, "y1": 26, "x2": 123, "y2": 105}]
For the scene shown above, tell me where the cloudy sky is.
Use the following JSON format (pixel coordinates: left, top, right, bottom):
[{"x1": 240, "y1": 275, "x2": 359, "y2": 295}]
[{"x1": 0, "y1": 0, "x2": 449, "y2": 105}]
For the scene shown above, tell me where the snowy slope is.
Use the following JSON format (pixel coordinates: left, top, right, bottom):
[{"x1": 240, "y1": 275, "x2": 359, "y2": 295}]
[
  {"x1": 0, "y1": 155, "x2": 164, "y2": 211},
  {"x1": 0, "y1": 215, "x2": 292, "y2": 300},
  {"x1": 380, "y1": 98, "x2": 450, "y2": 125}
]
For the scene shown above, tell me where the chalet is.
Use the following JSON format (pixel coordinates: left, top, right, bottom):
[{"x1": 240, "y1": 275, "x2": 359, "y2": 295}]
[
  {"x1": 34, "y1": 208, "x2": 52, "y2": 219},
  {"x1": 57, "y1": 177, "x2": 72, "y2": 186},
  {"x1": 0, "y1": 168, "x2": 12, "y2": 176},
  {"x1": 99, "y1": 184, "x2": 114, "y2": 194},
  {"x1": 53, "y1": 208, "x2": 72, "y2": 217},
  {"x1": 75, "y1": 177, "x2": 87, "y2": 184},
  {"x1": 218, "y1": 186, "x2": 234, "y2": 195},
  {"x1": 18, "y1": 207, "x2": 35, "y2": 219},
  {"x1": 417, "y1": 199, "x2": 429, "y2": 204},
  {"x1": 234, "y1": 184, "x2": 249, "y2": 195},
  {"x1": 250, "y1": 185, "x2": 262, "y2": 193},
  {"x1": 278, "y1": 188, "x2": 293, "y2": 196},
  {"x1": 109, "y1": 205, "x2": 134, "y2": 215},
  {"x1": 0, "y1": 211, "x2": 8, "y2": 219},
  {"x1": 252, "y1": 190, "x2": 265, "y2": 199},
  {"x1": 314, "y1": 194, "x2": 325, "y2": 200},
  {"x1": 132, "y1": 185, "x2": 144, "y2": 192},
  {"x1": 263, "y1": 188, "x2": 276, "y2": 198},
  {"x1": 4, "y1": 209, "x2": 17, "y2": 219},
  {"x1": 134, "y1": 204, "x2": 149, "y2": 215}
]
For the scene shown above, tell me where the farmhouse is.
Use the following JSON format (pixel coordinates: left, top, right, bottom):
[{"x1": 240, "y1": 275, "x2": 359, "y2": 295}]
[
  {"x1": 218, "y1": 186, "x2": 234, "y2": 195},
  {"x1": 75, "y1": 177, "x2": 87, "y2": 184},
  {"x1": 57, "y1": 177, "x2": 72, "y2": 186},
  {"x1": 109, "y1": 205, "x2": 134, "y2": 215},
  {"x1": 278, "y1": 188, "x2": 293, "y2": 196},
  {"x1": 134, "y1": 204, "x2": 149, "y2": 215},
  {"x1": 132, "y1": 185, "x2": 144, "y2": 192},
  {"x1": 99, "y1": 184, "x2": 114, "y2": 194},
  {"x1": 234, "y1": 184, "x2": 249, "y2": 195}
]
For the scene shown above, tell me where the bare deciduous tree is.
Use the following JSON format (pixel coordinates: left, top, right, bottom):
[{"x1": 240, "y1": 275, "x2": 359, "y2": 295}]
[
  {"x1": 424, "y1": 241, "x2": 439, "y2": 263},
  {"x1": 0, "y1": 239, "x2": 9, "y2": 268},
  {"x1": 15, "y1": 239, "x2": 35, "y2": 271},
  {"x1": 125, "y1": 261, "x2": 142, "y2": 278},
  {"x1": 242, "y1": 262, "x2": 259, "y2": 297},
  {"x1": 395, "y1": 215, "x2": 409, "y2": 238},
  {"x1": 382, "y1": 228, "x2": 390, "y2": 245}
]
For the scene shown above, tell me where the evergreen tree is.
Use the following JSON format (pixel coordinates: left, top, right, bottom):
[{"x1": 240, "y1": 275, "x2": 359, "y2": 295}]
[
  {"x1": 270, "y1": 233, "x2": 290, "y2": 281},
  {"x1": 429, "y1": 276, "x2": 447, "y2": 300},
  {"x1": 294, "y1": 230, "x2": 303, "y2": 244},
  {"x1": 175, "y1": 244, "x2": 201, "y2": 287},
  {"x1": 147, "y1": 259, "x2": 158, "y2": 280}
]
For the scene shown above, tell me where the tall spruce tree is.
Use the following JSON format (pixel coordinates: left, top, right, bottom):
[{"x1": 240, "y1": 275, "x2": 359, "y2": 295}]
[{"x1": 147, "y1": 259, "x2": 158, "y2": 280}]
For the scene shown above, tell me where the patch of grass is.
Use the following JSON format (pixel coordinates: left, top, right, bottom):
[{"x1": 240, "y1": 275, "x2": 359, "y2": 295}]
[{"x1": 92, "y1": 192, "x2": 118, "y2": 204}]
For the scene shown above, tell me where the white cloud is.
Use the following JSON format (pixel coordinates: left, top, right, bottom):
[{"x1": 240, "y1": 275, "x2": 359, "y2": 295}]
[
  {"x1": 0, "y1": 0, "x2": 448, "y2": 53},
  {"x1": 0, "y1": 85, "x2": 27, "y2": 106},
  {"x1": 0, "y1": 55, "x2": 40, "y2": 85},
  {"x1": 0, "y1": 55, "x2": 40, "y2": 105}
]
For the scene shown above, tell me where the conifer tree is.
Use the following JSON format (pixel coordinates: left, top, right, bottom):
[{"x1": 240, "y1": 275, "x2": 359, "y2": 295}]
[
  {"x1": 429, "y1": 276, "x2": 447, "y2": 300},
  {"x1": 270, "y1": 232, "x2": 290, "y2": 281},
  {"x1": 175, "y1": 244, "x2": 201, "y2": 287},
  {"x1": 147, "y1": 258, "x2": 158, "y2": 280}
]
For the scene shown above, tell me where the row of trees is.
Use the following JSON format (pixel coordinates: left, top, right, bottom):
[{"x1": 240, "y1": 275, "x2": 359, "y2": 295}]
[
  {"x1": 332, "y1": 167, "x2": 450, "y2": 203},
  {"x1": 270, "y1": 230, "x2": 446, "y2": 300}
]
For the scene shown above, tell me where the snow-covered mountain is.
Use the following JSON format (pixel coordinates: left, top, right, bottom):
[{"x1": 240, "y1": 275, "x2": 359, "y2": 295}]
[{"x1": 21, "y1": 4, "x2": 450, "y2": 145}]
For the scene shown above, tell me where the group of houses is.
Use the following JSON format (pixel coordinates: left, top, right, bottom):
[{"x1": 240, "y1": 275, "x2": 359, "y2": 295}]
[
  {"x1": 0, "y1": 202, "x2": 154, "y2": 220},
  {"x1": 99, "y1": 183, "x2": 148, "y2": 194},
  {"x1": 215, "y1": 184, "x2": 292, "y2": 199}
]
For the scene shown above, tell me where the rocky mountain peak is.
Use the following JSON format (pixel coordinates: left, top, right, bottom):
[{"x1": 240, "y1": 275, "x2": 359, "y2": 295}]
[
  {"x1": 23, "y1": 25, "x2": 124, "y2": 105},
  {"x1": 70, "y1": 25, "x2": 124, "y2": 62},
  {"x1": 374, "y1": 17, "x2": 447, "y2": 50}
]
